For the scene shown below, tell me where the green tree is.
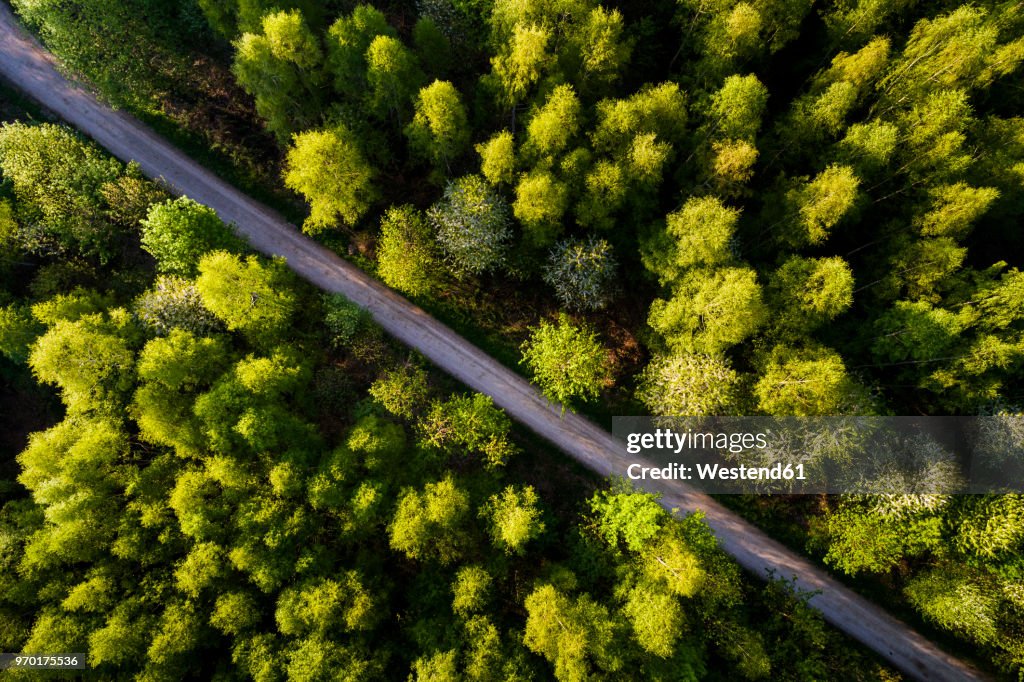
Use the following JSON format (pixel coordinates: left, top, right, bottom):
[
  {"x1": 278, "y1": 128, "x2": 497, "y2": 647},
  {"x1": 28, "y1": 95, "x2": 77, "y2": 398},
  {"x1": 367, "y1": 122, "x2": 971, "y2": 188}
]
[
  {"x1": 132, "y1": 329, "x2": 229, "y2": 453},
  {"x1": 0, "y1": 304, "x2": 43, "y2": 364},
  {"x1": 0, "y1": 123, "x2": 122, "y2": 261},
  {"x1": 275, "y1": 573, "x2": 378, "y2": 635},
  {"x1": 709, "y1": 139, "x2": 759, "y2": 192},
  {"x1": 195, "y1": 251, "x2": 297, "y2": 341},
  {"x1": 140, "y1": 197, "x2": 242, "y2": 276},
  {"x1": 365, "y1": 35, "x2": 424, "y2": 120},
  {"x1": 879, "y1": 6, "x2": 1024, "y2": 104},
  {"x1": 389, "y1": 475, "x2": 471, "y2": 564},
  {"x1": 905, "y1": 568, "x2": 1001, "y2": 646},
  {"x1": 376, "y1": 206, "x2": 442, "y2": 297},
  {"x1": 648, "y1": 267, "x2": 766, "y2": 354},
  {"x1": 405, "y1": 80, "x2": 471, "y2": 171},
  {"x1": 11, "y1": 0, "x2": 200, "y2": 107},
  {"x1": 482, "y1": 486, "x2": 545, "y2": 554},
  {"x1": 837, "y1": 121, "x2": 899, "y2": 175},
  {"x1": 820, "y1": 503, "x2": 942, "y2": 575},
  {"x1": 369, "y1": 364, "x2": 431, "y2": 419},
  {"x1": 871, "y1": 300, "x2": 965, "y2": 364},
  {"x1": 326, "y1": 5, "x2": 395, "y2": 93},
  {"x1": 232, "y1": 9, "x2": 323, "y2": 140},
  {"x1": 625, "y1": 132, "x2": 672, "y2": 187},
  {"x1": 520, "y1": 314, "x2": 610, "y2": 407},
  {"x1": 283, "y1": 126, "x2": 378, "y2": 233},
  {"x1": 513, "y1": 170, "x2": 569, "y2": 245},
  {"x1": 576, "y1": 6, "x2": 632, "y2": 91},
  {"x1": 419, "y1": 393, "x2": 516, "y2": 467},
  {"x1": 576, "y1": 159, "x2": 628, "y2": 229},
  {"x1": 636, "y1": 353, "x2": 741, "y2": 417},
  {"x1": 412, "y1": 17, "x2": 452, "y2": 77},
  {"x1": 210, "y1": 592, "x2": 261, "y2": 635},
  {"x1": 637, "y1": 525, "x2": 705, "y2": 598}
]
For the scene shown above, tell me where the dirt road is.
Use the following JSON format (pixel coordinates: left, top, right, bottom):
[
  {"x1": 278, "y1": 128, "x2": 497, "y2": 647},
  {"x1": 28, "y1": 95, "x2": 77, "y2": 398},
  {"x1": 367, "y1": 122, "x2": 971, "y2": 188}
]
[{"x1": 0, "y1": 5, "x2": 985, "y2": 680}]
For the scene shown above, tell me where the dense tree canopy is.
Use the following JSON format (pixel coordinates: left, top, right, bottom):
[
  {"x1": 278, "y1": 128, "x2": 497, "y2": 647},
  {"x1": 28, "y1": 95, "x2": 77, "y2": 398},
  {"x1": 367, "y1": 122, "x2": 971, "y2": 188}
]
[
  {"x1": 8, "y1": 0, "x2": 1024, "y2": 675},
  {"x1": 0, "y1": 129, "x2": 878, "y2": 679}
]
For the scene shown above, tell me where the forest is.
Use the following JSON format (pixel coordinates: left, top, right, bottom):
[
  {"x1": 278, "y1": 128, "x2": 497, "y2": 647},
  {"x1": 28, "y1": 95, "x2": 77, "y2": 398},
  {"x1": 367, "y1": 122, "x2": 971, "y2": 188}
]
[{"x1": 0, "y1": 0, "x2": 1023, "y2": 678}]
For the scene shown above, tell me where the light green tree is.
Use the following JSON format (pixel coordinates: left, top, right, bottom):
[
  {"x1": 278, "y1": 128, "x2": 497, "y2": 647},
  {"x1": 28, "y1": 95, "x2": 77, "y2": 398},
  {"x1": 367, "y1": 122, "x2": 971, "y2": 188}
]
[
  {"x1": 489, "y1": 24, "x2": 553, "y2": 108},
  {"x1": 513, "y1": 170, "x2": 569, "y2": 245},
  {"x1": 621, "y1": 583, "x2": 683, "y2": 657},
  {"x1": 636, "y1": 353, "x2": 741, "y2": 417},
  {"x1": 520, "y1": 314, "x2": 610, "y2": 407},
  {"x1": 711, "y1": 74, "x2": 769, "y2": 141},
  {"x1": 754, "y1": 344, "x2": 864, "y2": 416},
  {"x1": 767, "y1": 256, "x2": 854, "y2": 335},
  {"x1": 365, "y1": 35, "x2": 424, "y2": 119},
  {"x1": 784, "y1": 164, "x2": 860, "y2": 245},
  {"x1": 405, "y1": 80, "x2": 471, "y2": 171},
  {"x1": 283, "y1": 126, "x2": 378, "y2": 233},
  {"x1": 523, "y1": 585, "x2": 622, "y2": 680},
  {"x1": 375, "y1": 205, "x2": 442, "y2": 297},
  {"x1": 388, "y1": 475, "x2": 471, "y2": 564},
  {"x1": 140, "y1": 198, "x2": 242, "y2": 276},
  {"x1": 477, "y1": 130, "x2": 518, "y2": 185},
  {"x1": 905, "y1": 568, "x2": 1001, "y2": 646},
  {"x1": 482, "y1": 486, "x2": 545, "y2": 554},
  {"x1": 195, "y1": 251, "x2": 297, "y2": 341},
  {"x1": 650, "y1": 196, "x2": 740, "y2": 285},
  {"x1": 29, "y1": 314, "x2": 135, "y2": 412},
  {"x1": 232, "y1": 9, "x2": 323, "y2": 140},
  {"x1": 916, "y1": 183, "x2": 999, "y2": 239},
  {"x1": 648, "y1": 267, "x2": 766, "y2": 354},
  {"x1": 452, "y1": 566, "x2": 492, "y2": 616},
  {"x1": 525, "y1": 84, "x2": 581, "y2": 159}
]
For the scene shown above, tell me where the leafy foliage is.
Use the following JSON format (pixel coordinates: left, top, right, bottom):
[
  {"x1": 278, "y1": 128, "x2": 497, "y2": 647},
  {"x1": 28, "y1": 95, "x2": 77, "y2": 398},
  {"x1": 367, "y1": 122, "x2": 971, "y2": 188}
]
[
  {"x1": 543, "y1": 237, "x2": 617, "y2": 311},
  {"x1": 283, "y1": 126, "x2": 378, "y2": 233},
  {"x1": 141, "y1": 197, "x2": 242, "y2": 276},
  {"x1": 11, "y1": 0, "x2": 1024, "y2": 674},
  {"x1": 427, "y1": 175, "x2": 512, "y2": 276},
  {"x1": 520, "y1": 314, "x2": 610, "y2": 407}
]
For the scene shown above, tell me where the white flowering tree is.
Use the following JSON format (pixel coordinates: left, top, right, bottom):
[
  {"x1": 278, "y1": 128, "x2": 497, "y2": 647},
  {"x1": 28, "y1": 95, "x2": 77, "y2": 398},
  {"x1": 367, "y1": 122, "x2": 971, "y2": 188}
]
[
  {"x1": 543, "y1": 237, "x2": 617, "y2": 311},
  {"x1": 427, "y1": 175, "x2": 512, "y2": 276}
]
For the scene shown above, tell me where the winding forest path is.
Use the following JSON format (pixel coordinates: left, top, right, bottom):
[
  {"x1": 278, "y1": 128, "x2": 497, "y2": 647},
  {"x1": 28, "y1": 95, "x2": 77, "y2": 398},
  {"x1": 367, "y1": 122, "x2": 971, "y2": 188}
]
[{"x1": 0, "y1": 5, "x2": 985, "y2": 680}]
